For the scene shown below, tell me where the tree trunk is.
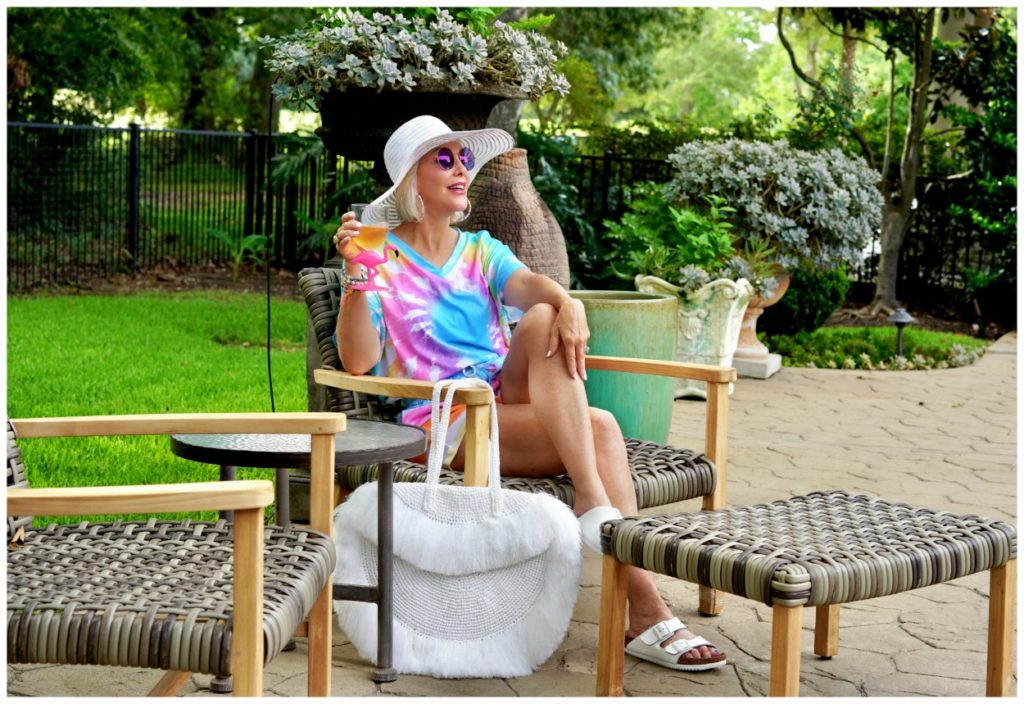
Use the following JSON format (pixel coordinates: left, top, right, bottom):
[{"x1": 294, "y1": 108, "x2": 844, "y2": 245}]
[
  {"x1": 869, "y1": 9, "x2": 936, "y2": 314},
  {"x1": 872, "y1": 201, "x2": 912, "y2": 313}
]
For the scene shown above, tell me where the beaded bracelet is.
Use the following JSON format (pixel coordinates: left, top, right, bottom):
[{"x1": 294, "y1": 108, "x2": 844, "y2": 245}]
[{"x1": 340, "y1": 268, "x2": 368, "y2": 297}]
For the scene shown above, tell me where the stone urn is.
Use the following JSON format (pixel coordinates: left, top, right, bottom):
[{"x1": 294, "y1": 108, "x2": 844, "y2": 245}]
[
  {"x1": 636, "y1": 275, "x2": 753, "y2": 400},
  {"x1": 316, "y1": 87, "x2": 524, "y2": 181},
  {"x1": 733, "y1": 274, "x2": 790, "y2": 379},
  {"x1": 463, "y1": 148, "x2": 570, "y2": 287}
]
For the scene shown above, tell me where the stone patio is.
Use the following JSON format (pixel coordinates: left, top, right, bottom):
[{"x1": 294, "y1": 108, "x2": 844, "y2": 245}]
[{"x1": 8, "y1": 333, "x2": 1016, "y2": 697}]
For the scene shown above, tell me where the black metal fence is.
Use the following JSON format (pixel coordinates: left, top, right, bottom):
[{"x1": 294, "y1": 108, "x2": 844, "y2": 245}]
[
  {"x1": 7, "y1": 122, "x2": 1010, "y2": 306},
  {"x1": 7, "y1": 122, "x2": 358, "y2": 290}
]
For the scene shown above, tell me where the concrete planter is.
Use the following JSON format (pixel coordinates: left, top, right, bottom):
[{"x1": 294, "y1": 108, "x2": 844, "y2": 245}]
[
  {"x1": 569, "y1": 290, "x2": 677, "y2": 444},
  {"x1": 635, "y1": 275, "x2": 753, "y2": 400}
]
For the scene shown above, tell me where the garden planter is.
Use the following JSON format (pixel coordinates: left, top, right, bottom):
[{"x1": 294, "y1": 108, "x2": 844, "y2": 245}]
[
  {"x1": 569, "y1": 291, "x2": 677, "y2": 444},
  {"x1": 733, "y1": 274, "x2": 790, "y2": 379},
  {"x1": 317, "y1": 87, "x2": 524, "y2": 178},
  {"x1": 463, "y1": 148, "x2": 570, "y2": 287},
  {"x1": 635, "y1": 275, "x2": 753, "y2": 400}
]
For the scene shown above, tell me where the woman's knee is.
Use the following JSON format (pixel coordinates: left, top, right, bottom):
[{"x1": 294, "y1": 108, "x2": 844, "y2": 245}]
[
  {"x1": 589, "y1": 408, "x2": 625, "y2": 445},
  {"x1": 517, "y1": 302, "x2": 557, "y2": 331},
  {"x1": 509, "y1": 302, "x2": 558, "y2": 351}
]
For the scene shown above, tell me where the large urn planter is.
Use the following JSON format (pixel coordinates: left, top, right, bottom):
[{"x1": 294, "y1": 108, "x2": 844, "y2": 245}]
[
  {"x1": 635, "y1": 275, "x2": 753, "y2": 400},
  {"x1": 463, "y1": 148, "x2": 570, "y2": 287},
  {"x1": 568, "y1": 291, "x2": 677, "y2": 445},
  {"x1": 317, "y1": 87, "x2": 525, "y2": 178},
  {"x1": 733, "y1": 274, "x2": 790, "y2": 379}
]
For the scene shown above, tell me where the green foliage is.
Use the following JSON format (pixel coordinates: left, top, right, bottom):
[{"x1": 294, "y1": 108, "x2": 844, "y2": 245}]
[
  {"x1": 666, "y1": 139, "x2": 883, "y2": 269},
  {"x1": 764, "y1": 326, "x2": 988, "y2": 370},
  {"x1": 931, "y1": 12, "x2": 1017, "y2": 324},
  {"x1": 261, "y1": 8, "x2": 569, "y2": 109},
  {"x1": 7, "y1": 7, "x2": 180, "y2": 123},
  {"x1": 760, "y1": 264, "x2": 850, "y2": 336},
  {"x1": 603, "y1": 185, "x2": 746, "y2": 295},
  {"x1": 7, "y1": 293, "x2": 309, "y2": 523},
  {"x1": 787, "y1": 60, "x2": 868, "y2": 153},
  {"x1": 577, "y1": 114, "x2": 779, "y2": 160},
  {"x1": 517, "y1": 130, "x2": 600, "y2": 289},
  {"x1": 206, "y1": 228, "x2": 267, "y2": 281}
]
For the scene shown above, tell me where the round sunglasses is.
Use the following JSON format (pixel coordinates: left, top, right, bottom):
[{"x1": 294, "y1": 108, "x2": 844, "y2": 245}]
[{"x1": 434, "y1": 146, "x2": 475, "y2": 172}]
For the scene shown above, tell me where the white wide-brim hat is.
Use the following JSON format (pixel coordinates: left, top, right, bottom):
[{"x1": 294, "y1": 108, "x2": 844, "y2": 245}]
[{"x1": 361, "y1": 115, "x2": 514, "y2": 228}]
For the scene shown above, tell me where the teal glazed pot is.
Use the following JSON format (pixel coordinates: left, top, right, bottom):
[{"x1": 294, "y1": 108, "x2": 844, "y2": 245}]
[{"x1": 569, "y1": 291, "x2": 677, "y2": 444}]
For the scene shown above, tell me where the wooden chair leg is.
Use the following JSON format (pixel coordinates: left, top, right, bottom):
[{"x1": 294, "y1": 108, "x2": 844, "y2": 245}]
[
  {"x1": 987, "y1": 559, "x2": 1016, "y2": 696},
  {"x1": 596, "y1": 554, "x2": 629, "y2": 697},
  {"x1": 814, "y1": 605, "x2": 840, "y2": 658},
  {"x1": 231, "y1": 507, "x2": 264, "y2": 697},
  {"x1": 148, "y1": 670, "x2": 192, "y2": 696},
  {"x1": 699, "y1": 381, "x2": 729, "y2": 616},
  {"x1": 769, "y1": 604, "x2": 802, "y2": 697},
  {"x1": 307, "y1": 432, "x2": 336, "y2": 696}
]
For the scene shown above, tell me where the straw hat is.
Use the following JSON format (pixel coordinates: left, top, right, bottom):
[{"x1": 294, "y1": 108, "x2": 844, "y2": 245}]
[{"x1": 361, "y1": 115, "x2": 514, "y2": 227}]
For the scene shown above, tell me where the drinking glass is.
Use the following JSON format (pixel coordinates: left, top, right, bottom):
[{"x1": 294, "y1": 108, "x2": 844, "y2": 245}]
[{"x1": 351, "y1": 203, "x2": 388, "y2": 252}]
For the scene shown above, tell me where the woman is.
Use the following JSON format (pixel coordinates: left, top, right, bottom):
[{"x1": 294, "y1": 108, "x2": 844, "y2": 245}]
[{"x1": 333, "y1": 115, "x2": 725, "y2": 672}]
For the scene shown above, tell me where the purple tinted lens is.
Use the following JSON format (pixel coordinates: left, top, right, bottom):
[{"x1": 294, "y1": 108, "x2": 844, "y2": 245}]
[
  {"x1": 459, "y1": 147, "x2": 476, "y2": 171},
  {"x1": 435, "y1": 147, "x2": 455, "y2": 170}
]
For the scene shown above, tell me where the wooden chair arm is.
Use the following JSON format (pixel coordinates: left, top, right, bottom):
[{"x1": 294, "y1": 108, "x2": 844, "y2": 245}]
[
  {"x1": 7, "y1": 480, "x2": 275, "y2": 517},
  {"x1": 10, "y1": 412, "x2": 346, "y2": 438},
  {"x1": 586, "y1": 355, "x2": 736, "y2": 383},
  {"x1": 314, "y1": 369, "x2": 494, "y2": 405},
  {"x1": 314, "y1": 359, "x2": 735, "y2": 393}
]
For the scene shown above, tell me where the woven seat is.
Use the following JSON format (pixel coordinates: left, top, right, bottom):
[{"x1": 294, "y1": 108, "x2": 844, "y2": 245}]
[
  {"x1": 7, "y1": 519, "x2": 334, "y2": 675},
  {"x1": 299, "y1": 266, "x2": 718, "y2": 511},
  {"x1": 596, "y1": 490, "x2": 1018, "y2": 697},
  {"x1": 6, "y1": 414, "x2": 342, "y2": 697}
]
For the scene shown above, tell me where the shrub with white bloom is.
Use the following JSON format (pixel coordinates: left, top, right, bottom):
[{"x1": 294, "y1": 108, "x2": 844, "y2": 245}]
[
  {"x1": 261, "y1": 9, "x2": 569, "y2": 107},
  {"x1": 666, "y1": 140, "x2": 883, "y2": 270}
]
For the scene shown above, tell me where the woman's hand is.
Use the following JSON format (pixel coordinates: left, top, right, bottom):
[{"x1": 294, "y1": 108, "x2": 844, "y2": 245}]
[
  {"x1": 547, "y1": 297, "x2": 590, "y2": 381},
  {"x1": 332, "y1": 211, "x2": 363, "y2": 264}
]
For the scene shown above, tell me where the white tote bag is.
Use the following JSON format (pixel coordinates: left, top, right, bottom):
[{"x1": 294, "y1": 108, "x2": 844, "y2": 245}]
[{"x1": 333, "y1": 378, "x2": 582, "y2": 678}]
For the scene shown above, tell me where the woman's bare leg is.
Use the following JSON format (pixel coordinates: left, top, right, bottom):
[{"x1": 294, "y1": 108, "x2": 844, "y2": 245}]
[{"x1": 448, "y1": 304, "x2": 720, "y2": 662}]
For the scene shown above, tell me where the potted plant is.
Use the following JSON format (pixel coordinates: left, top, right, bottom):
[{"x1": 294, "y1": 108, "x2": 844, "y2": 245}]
[
  {"x1": 260, "y1": 8, "x2": 570, "y2": 167},
  {"x1": 604, "y1": 184, "x2": 772, "y2": 399},
  {"x1": 665, "y1": 139, "x2": 883, "y2": 376}
]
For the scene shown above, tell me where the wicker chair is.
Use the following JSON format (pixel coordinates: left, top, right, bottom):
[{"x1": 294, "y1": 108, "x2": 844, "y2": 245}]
[
  {"x1": 298, "y1": 266, "x2": 737, "y2": 615},
  {"x1": 6, "y1": 413, "x2": 343, "y2": 697}
]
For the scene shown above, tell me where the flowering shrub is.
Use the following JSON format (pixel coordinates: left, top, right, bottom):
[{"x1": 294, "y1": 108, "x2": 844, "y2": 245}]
[
  {"x1": 261, "y1": 9, "x2": 570, "y2": 108},
  {"x1": 666, "y1": 139, "x2": 883, "y2": 269}
]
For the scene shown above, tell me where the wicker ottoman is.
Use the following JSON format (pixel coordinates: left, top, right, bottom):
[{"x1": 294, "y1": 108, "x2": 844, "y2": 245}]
[{"x1": 595, "y1": 490, "x2": 1016, "y2": 697}]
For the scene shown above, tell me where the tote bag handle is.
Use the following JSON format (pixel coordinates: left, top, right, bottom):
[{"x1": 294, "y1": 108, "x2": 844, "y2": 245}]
[{"x1": 422, "y1": 378, "x2": 502, "y2": 512}]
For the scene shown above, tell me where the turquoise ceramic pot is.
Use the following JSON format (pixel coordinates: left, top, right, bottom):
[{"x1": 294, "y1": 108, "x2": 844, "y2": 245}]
[{"x1": 569, "y1": 291, "x2": 677, "y2": 444}]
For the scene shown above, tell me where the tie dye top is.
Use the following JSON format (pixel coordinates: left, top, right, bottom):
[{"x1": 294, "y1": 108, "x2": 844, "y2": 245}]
[{"x1": 363, "y1": 228, "x2": 526, "y2": 426}]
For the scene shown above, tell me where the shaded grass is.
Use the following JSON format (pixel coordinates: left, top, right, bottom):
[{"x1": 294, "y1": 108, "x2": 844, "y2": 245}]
[
  {"x1": 764, "y1": 326, "x2": 989, "y2": 370},
  {"x1": 7, "y1": 292, "x2": 311, "y2": 524}
]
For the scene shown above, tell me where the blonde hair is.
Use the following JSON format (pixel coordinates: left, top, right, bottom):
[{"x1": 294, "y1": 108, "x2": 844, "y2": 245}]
[
  {"x1": 393, "y1": 169, "x2": 421, "y2": 224},
  {"x1": 392, "y1": 159, "x2": 470, "y2": 225}
]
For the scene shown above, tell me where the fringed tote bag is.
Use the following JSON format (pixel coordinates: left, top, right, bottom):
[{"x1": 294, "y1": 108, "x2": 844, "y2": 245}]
[{"x1": 333, "y1": 378, "x2": 582, "y2": 678}]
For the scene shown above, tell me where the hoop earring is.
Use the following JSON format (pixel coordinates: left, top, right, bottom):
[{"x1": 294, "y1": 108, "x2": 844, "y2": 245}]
[
  {"x1": 452, "y1": 200, "x2": 472, "y2": 224},
  {"x1": 414, "y1": 194, "x2": 425, "y2": 223}
]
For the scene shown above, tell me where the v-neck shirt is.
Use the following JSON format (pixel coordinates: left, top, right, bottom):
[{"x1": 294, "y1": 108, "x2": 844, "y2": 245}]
[{"x1": 363, "y1": 228, "x2": 526, "y2": 422}]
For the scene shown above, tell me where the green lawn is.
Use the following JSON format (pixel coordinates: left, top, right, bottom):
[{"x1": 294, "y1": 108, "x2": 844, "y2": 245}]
[{"x1": 7, "y1": 291, "x2": 311, "y2": 524}]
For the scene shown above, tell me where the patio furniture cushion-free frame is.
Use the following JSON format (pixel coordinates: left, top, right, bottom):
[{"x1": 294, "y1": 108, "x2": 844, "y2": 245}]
[
  {"x1": 595, "y1": 490, "x2": 1017, "y2": 697},
  {"x1": 6, "y1": 413, "x2": 343, "y2": 698},
  {"x1": 298, "y1": 265, "x2": 737, "y2": 615}
]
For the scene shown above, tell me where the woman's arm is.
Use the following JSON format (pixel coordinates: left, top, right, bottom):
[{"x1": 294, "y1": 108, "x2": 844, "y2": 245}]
[
  {"x1": 503, "y1": 268, "x2": 590, "y2": 379},
  {"x1": 334, "y1": 212, "x2": 382, "y2": 375}
]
